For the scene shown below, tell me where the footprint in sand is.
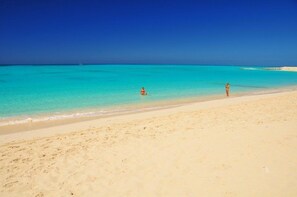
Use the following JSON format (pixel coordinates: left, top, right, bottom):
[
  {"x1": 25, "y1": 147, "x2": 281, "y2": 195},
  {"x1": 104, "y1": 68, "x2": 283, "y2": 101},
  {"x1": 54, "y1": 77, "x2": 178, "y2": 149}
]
[
  {"x1": 3, "y1": 181, "x2": 18, "y2": 188},
  {"x1": 263, "y1": 166, "x2": 270, "y2": 173}
]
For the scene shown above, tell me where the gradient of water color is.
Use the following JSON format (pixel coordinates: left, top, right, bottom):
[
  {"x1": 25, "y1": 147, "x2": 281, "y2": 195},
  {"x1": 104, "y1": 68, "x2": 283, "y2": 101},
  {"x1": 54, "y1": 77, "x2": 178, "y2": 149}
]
[{"x1": 1, "y1": 65, "x2": 297, "y2": 119}]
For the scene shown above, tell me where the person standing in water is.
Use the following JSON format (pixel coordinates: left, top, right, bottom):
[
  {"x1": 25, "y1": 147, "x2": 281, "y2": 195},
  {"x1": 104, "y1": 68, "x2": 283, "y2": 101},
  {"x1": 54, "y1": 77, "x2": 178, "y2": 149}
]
[
  {"x1": 225, "y1": 83, "x2": 230, "y2": 97},
  {"x1": 140, "y1": 87, "x2": 147, "y2": 95}
]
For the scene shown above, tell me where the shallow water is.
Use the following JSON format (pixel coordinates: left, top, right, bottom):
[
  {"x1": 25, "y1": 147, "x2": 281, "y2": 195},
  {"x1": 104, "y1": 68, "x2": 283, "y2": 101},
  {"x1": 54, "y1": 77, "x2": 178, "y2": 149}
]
[{"x1": 1, "y1": 65, "x2": 297, "y2": 120}]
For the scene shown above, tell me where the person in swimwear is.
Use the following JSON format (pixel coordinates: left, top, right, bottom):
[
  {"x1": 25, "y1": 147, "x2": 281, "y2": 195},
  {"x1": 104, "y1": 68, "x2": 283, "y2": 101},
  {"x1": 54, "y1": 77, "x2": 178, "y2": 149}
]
[
  {"x1": 225, "y1": 83, "x2": 230, "y2": 97},
  {"x1": 140, "y1": 87, "x2": 147, "y2": 95}
]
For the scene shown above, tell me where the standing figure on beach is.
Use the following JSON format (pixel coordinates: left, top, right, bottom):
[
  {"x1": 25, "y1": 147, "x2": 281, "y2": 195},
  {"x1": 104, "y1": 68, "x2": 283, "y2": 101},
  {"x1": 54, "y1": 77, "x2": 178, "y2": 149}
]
[
  {"x1": 225, "y1": 83, "x2": 230, "y2": 97},
  {"x1": 140, "y1": 87, "x2": 147, "y2": 95}
]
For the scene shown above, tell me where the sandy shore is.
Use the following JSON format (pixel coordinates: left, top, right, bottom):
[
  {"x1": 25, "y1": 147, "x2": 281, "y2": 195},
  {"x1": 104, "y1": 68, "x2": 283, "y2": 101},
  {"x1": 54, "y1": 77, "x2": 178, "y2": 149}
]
[
  {"x1": 264, "y1": 66, "x2": 297, "y2": 72},
  {"x1": 280, "y1": 66, "x2": 297, "y2": 72},
  {"x1": 1, "y1": 91, "x2": 297, "y2": 196}
]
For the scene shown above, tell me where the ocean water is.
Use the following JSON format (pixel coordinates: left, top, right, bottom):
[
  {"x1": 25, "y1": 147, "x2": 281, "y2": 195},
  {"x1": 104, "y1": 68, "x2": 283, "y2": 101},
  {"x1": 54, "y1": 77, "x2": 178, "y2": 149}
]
[{"x1": 1, "y1": 65, "x2": 297, "y2": 122}]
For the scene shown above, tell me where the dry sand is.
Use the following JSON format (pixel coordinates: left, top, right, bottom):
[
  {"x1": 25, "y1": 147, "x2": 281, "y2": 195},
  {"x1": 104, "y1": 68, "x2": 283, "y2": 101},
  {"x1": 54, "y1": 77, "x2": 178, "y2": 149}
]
[
  {"x1": 280, "y1": 66, "x2": 297, "y2": 72},
  {"x1": 0, "y1": 91, "x2": 297, "y2": 197},
  {"x1": 264, "y1": 66, "x2": 297, "y2": 72}
]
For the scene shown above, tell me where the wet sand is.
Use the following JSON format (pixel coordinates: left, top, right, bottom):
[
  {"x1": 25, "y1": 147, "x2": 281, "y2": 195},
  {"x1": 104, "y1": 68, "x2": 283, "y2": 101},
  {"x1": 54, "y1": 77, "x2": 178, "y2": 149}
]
[{"x1": 0, "y1": 90, "x2": 297, "y2": 196}]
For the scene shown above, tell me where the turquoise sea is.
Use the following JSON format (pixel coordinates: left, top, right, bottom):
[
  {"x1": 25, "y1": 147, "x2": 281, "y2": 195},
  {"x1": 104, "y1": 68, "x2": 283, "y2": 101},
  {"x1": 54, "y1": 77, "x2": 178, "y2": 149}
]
[{"x1": 1, "y1": 65, "x2": 297, "y2": 124}]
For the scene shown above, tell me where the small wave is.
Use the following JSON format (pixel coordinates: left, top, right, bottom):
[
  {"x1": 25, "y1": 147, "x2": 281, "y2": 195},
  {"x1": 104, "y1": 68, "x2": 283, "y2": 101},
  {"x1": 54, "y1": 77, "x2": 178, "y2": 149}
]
[
  {"x1": 0, "y1": 107, "x2": 136, "y2": 127},
  {"x1": 0, "y1": 104, "x2": 181, "y2": 127},
  {"x1": 240, "y1": 67, "x2": 259, "y2": 71},
  {"x1": 0, "y1": 111, "x2": 102, "y2": 127}
]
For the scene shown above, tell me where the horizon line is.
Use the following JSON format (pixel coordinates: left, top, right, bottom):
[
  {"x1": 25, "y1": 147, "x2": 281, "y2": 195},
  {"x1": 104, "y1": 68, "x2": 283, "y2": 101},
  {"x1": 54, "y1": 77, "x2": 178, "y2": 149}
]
[{"x1": 0, "y1": 63, "x2": 291, "y2": 67}]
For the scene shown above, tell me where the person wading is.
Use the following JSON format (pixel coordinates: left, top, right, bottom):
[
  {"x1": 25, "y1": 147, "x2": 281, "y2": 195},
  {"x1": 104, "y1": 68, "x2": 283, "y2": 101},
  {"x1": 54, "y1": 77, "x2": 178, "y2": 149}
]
[
  {"x1": 140, "y1": 87, "x2": 147, "y2": 95},
  {"x1": 225, "y1": 83, "x2": 230, "y2": 97}
]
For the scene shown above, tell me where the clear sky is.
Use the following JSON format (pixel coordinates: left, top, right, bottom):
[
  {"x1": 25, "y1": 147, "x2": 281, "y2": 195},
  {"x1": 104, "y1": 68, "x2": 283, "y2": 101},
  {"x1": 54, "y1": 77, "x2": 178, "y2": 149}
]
[{"x1": 0, "y1": 0, "x2": 297, "y2": 65}]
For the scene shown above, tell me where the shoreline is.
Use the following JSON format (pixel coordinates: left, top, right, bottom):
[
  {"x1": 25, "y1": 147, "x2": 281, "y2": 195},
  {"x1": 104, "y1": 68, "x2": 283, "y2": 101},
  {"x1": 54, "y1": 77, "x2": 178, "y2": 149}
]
[
  {"x1": 1, "y1": 87, "x2": 297, "y2": 145},
  {"x1": 1, "y1": 85, "x2": 297, "y2": 135},
  {"x1": 1, "y1": 86, "x2": 297, "y2": 196},
  {"x1": 263, "y1": 66, "x2": 297, "y2": 72}
]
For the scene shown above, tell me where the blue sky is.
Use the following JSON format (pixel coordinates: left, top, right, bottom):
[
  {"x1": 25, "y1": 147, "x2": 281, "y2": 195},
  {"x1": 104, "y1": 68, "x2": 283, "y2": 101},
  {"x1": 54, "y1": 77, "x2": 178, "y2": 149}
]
[{"x1": 0, "y1": 0, "x2": 297, "y2": 65}]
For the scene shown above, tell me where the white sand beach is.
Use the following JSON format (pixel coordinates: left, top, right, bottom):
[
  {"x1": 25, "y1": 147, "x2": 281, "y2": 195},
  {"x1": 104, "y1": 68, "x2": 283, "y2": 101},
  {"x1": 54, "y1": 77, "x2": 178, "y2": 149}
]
[
  {"x1": 1, "y1": 91, "x2": 297, "y2": 197},
  {"x1": 280, "y1": 66, "x2": 297, "y2": 72},
  {"x1": 264, "y1": 66, "x2": 297, "y2": 72}
]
